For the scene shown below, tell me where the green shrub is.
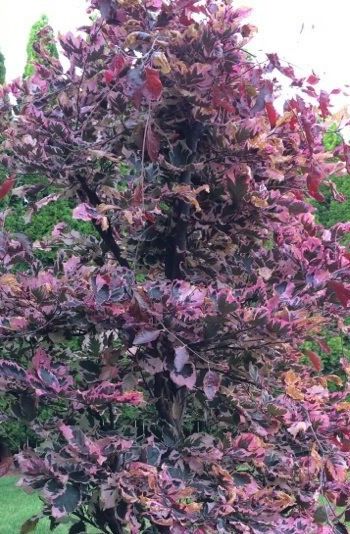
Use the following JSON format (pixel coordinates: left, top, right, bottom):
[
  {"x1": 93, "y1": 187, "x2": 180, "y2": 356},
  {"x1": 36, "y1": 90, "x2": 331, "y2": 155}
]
[
  {"x1": 23, "y1": 15, "x2": 58, "y2": 79},
  {"x1": 310, "y1": 175, "x2": 350, "y2": 374},
  {"x1": 0, "y1": 50, "x2": 5, "y2": 85},
  {"x1": 315, "y1": 176, "x2": 350, "y2": 244},
  {"x1": 323, "y1": 123, "x2": 342, "y2": 152},
  {"x1": 0, "y1": 171, "x2": 95, "y2": 263}
]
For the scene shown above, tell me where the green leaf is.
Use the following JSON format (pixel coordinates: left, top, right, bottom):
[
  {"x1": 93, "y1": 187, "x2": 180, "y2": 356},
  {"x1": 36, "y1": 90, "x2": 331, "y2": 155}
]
[
  {"x1": 314, "y1": 505, "x2": 328, "y2": 524},
  {"x1": 323, "y1": 124, "x2": 342, "y2": 151}
]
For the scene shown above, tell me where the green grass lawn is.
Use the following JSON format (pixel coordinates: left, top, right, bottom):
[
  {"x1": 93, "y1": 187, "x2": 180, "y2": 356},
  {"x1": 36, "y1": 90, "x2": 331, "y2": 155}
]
[
  {"x1": 1, "y1": 475, "x2": 348, "y2": 533},
  {"x1": 0, "y1": 476, "x2": 99, "y2": 534}
]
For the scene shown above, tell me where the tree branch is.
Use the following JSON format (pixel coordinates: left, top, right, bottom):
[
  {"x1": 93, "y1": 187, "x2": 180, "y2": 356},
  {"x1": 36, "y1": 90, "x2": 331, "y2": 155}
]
[
  {"x1": 164, "y1": 121, "x2": 204, "y2": 280},
  {"x1": 165, "y1": 169, "x2": 190, "y2": 280},
  {"x1": 76, "y1": 173, "x2": 130, "y2": 268}
]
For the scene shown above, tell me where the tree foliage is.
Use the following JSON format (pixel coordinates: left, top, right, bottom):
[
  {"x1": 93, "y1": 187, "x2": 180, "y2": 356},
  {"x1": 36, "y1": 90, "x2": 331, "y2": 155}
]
[
  {"x1": 310, "y1": 172, "x2": 350, "y2": 378},
  {"x1": 23, "y1": 14, "x2": 58, "y2": 79},
  {"x1": 1, "y1": 1, "x2": 350, "y2": 532},
  {"x1": 0, "y1": 50, "x2": 5, "y2": 86}
]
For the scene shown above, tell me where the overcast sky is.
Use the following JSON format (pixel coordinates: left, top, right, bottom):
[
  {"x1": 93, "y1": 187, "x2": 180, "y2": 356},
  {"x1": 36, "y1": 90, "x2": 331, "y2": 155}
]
[
  {"x1": 247, "y1": 1, "x2": 350, "y2": 96},
  {"x1": 0, "y1": 0, "x2": 349, "y2": 110},
  {"x1": 0, "y1": 0, "x2": 88, "y2": 81}
]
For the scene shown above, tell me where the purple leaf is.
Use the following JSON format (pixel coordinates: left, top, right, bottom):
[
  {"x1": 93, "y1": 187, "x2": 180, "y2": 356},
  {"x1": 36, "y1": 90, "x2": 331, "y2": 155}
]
[
  {"x1": 133, "y1": 330, "x2": 161, "y2": 345},
  {"x1": 170, "y1": 363, "x2": 196, "y2": 390},
  {"x1": 174, "y1": 346, "x2": 189, "y2": 373},
  {"x1": 203, "y1": 370, "x2": 220, "y2": 400}
]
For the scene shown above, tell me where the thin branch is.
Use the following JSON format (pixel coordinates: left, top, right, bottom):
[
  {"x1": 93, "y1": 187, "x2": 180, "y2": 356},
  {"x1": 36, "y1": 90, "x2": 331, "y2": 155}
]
[{"x1": 76, "y1": 173, "x2": 130, "y2": 268}]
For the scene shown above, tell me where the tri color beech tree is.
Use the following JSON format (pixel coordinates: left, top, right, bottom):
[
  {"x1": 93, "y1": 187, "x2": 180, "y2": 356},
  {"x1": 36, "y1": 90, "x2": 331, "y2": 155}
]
[{"x1": 1, "y1": 1, "x2": 350, "y2": 532}]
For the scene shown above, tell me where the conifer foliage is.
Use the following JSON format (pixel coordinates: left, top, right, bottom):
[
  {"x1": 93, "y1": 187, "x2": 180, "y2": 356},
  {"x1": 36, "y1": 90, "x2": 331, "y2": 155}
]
[
  {"x1": 23, "y1": 14, "x2": 58, "y2": 79},
  {"x1": 1, "y1": 1, "x2": 350, "y2": 532},
  {"x1": 0, "y1": 50, "x2": 5, "y2": 85}
]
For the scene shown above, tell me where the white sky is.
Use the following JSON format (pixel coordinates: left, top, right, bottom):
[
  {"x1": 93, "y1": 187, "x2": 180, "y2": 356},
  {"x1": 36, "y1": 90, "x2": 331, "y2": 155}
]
[
  {"x1": 0, "y1": 0, "x2": 88, "y2": 81},
  {"x1": 246, "y1": 0, "x2": 350, "y2": 111},
  {"x1": 0, "y1": 0, "x2": 349, "y2": 111}
]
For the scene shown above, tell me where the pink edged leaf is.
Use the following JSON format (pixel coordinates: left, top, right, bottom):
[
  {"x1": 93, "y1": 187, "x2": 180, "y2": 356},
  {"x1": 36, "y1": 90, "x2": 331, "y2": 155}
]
[
  {"x1": 32, "y1": 348, "x2": 51, "y2": 371},
  {"x1": 51, "y1": 484, "x2": 82, "y2": 519},
  {"x1": 0, "y1": 360, "x2": 27, "y2": 383},
  {"x1": 325, "y1": 455, "x2": 348, "y2": 483},
  {"x1": 63, "y1": 256, "x2": 81, "y2": 276},
  {"x1": 51, "y1": 222, "x2": 67, "y2": 237},
  {"x1": 287, "y1": 421, "x2": 311, "y2": 438},
  {"x1": 203, "y1": 370, "x2": 221, "y2": 400},
  {"x1": 212, "y1": 85, "x2": 235, "y2": 113},
  {"x1": 329, "y1": 181, "x2": 346, "y2": 202},
  {"x1": 231, "y1": 433, "x2": 265, "y2": 459},
  {"x1": 33, "y1": 193, "x2": 60, "y2": 212},
  {"x1": 133, "y1": 329, "x2": 161, "y2": 345},
  {"x1": 251, "y1": 82, "x2": 273, "y2": 114},
  {"x1": 139, "y1": 356, "x2": 164, "y2": 374},
  {"x1": 100, "y1": 480, "x2": 118, "y2": 511},
  {"x1": 59, "y1": 424, "x2": 90, "y2": 454},
  {"x1": 36, "y1": 368, "x2": 61, "y2": 393},
  {"x1": 81, "y1": 382, "x2": 143, "y2": 405},
  {"x1": 170, "y1": 362, "x2": 196, "y2": 390},
  {"x1": 72, "y1": 203, "x2": 99, "y2": 221}
]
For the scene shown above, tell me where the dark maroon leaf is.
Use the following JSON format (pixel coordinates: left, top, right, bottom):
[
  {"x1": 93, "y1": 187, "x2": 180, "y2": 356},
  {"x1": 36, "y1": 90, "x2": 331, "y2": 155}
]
[
  {"x1": 146, "y1": 126, "x2": 160, "y2": 162},
  {"x1": 328, "y1": 281, "x2": 350, "y2": 307},
  {"x1": 314, "y1": 506, "x2": 328, "y2": 525},
  {"x1": 143, "y1": 67, "x2": 163, "y2": 101},
  {"x1": 0, "y1": 176, "x2": 15, "y2": 200},
  {"x1": 304, "y1": 350, "x2": 323, "y2": 372},
  {"x1": 20, "y1": 516, "x2": 40, "y2": 534},
  {"x1": 69, "y1": 521, "x2": 86, "y2": 534}
]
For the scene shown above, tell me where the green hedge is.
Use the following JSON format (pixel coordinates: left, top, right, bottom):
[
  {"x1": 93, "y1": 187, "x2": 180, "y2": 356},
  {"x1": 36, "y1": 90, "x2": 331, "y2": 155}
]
[
  {"x1": 315, "y1": 176, "x2": 350, "y2": 244},
  {"x1": 0, "y1": 171, "x2": 95, "y2": 263},
  {"x1": 23, "y1": 14, "x2": 58, "y2": 79},
  {"x1": 309, "y1": 173, "x2": 350, "y2": 375}
]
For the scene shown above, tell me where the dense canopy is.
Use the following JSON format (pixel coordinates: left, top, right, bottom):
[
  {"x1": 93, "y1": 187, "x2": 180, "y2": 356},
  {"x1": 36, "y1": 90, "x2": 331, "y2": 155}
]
[{"x1": 1, "y1": 1, "x2": 350, "y2": 532}]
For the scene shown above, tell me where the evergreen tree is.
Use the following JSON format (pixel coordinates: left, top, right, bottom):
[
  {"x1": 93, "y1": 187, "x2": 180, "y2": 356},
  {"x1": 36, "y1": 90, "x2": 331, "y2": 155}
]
[
  {"x1": 23, "y1": 14, "x2": 58, "y2": 78},
  {"x1": 0, "y1": 50, "x2": 5, "y2": 85}
]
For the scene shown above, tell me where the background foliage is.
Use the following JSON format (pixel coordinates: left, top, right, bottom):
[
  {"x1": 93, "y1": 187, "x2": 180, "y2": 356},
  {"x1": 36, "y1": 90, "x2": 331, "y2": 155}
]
[
  {"x1": 23, "y1": 14, "x2": 58, "y2": 79},
  {"x1": 0, "y1": 51, "x2": 5, "y2": 86}
]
